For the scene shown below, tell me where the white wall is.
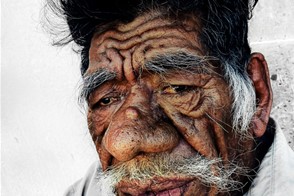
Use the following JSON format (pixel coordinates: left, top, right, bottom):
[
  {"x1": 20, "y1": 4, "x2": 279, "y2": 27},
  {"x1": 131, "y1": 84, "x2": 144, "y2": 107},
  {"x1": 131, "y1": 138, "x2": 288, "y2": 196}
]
[
  {"x1": 1, "y1": 0, "x2": 294, "y2": 195},
  {"x1": 249, "y1": 0, "x2": 294, "y2": 147},
  {"x1": 2, "y1": 1, "x2": 97, "y2": 195}
]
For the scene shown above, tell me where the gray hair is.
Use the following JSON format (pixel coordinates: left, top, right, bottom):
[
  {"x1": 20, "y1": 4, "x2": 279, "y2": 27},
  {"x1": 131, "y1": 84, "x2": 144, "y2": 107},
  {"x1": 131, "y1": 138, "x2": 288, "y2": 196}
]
[
  {"x1": 222, "y1": 62, "x2": 256, "y2": 136},
  {"x1": 95, "y1": 153, "x2": 250, "y2": 195}
]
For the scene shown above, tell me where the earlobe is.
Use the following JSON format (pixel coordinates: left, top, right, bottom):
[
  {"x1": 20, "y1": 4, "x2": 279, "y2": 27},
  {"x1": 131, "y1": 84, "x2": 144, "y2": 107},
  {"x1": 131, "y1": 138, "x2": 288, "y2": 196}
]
[{"x1": 247, "y1": 53, "x2": 273, "y2": 137}]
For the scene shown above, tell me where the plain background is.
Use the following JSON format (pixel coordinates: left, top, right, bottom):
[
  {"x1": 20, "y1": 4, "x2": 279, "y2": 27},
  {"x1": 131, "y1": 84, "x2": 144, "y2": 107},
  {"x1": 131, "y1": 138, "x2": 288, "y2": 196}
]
[{"x1": 1, "y1": 0, "x2": 294, "y2": 195}]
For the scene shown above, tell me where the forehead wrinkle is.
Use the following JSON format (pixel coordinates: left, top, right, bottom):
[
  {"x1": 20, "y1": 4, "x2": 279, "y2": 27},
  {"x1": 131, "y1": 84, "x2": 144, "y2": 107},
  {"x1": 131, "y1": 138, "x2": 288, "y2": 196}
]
[
  {"x1": 88, "y1": 12, "x2": 204, "y2": 83},
  {"x1": 92, "y1": 14, "x2": 173, "y2": 47},
  {"x1": 117, "y1": 11, "x2": 163, "y2": 32},
  {"x1": 80, "y1": 68, "x2": 116, "y2": 101}
]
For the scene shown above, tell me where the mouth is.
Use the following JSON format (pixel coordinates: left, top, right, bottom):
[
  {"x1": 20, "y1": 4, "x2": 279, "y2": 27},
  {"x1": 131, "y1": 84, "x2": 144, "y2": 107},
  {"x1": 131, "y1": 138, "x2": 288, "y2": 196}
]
[{"x1": 116, "y1": 176, "x2": 194, "y2": 196}]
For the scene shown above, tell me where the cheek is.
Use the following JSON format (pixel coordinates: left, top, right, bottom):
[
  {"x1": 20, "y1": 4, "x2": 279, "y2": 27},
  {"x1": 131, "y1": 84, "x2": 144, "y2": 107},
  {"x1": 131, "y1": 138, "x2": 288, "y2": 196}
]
[
  {"x1": 157, "y1": 84, "x2": 233, "y2": 159},
  {"x1": 87, "y1": 109, "x2": 112, "y2": 139},
  {"x1": 88, "y1": 109, "x2": 115, "y2": 169}
]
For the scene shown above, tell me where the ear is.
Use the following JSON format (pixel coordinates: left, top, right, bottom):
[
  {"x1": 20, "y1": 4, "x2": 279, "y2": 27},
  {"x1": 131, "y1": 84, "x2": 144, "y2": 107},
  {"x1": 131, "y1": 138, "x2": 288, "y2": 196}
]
[{"x1": 247, "y1": 53, "x2": 273, "y2": 137}]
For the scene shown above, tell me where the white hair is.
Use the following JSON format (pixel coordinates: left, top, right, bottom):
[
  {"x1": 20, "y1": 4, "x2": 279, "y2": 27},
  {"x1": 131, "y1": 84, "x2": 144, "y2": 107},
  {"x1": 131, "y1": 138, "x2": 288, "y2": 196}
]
[
  {"x1": 222, "y1": 62, "x2": 256, "y2": 136},
  {"x1": 95, "y1": 153, "x2": 250, "y2": 195}
]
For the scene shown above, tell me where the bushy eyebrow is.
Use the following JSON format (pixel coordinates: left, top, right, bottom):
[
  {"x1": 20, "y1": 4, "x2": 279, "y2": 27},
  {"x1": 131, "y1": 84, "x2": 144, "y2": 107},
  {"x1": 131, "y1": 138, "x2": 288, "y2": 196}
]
[
  {"x1": 79, "y1": 52, "x2": 217, "y2": 102},
  {"x1": 80, "y1": 69, "x2": 116, "y2": 101},
  {"x1": 144, "y1": 52, "x2": 217, "y2": 75}
]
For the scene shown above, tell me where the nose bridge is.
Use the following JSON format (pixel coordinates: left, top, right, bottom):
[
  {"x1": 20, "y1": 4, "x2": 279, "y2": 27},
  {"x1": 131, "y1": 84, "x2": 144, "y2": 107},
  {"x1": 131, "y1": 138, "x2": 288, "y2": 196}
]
[
  {"x1": 115, "y1": 84, "x2": 152, "y2": 124},
  {"x1": 102, "y1": 85, "x2": 179, "y2": 162}
]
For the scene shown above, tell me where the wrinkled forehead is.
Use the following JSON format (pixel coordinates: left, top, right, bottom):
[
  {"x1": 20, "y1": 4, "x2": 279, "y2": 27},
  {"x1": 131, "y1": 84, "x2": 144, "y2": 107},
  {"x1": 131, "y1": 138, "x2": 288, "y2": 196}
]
[{"x1": 86, "y1": 12, "x2": 204, "y2": 79}]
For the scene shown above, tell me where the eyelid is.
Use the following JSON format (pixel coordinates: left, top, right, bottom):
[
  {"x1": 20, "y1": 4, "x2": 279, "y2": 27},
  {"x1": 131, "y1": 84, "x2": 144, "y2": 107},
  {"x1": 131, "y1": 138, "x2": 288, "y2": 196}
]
[
  {"x1": 91, "y1": 94, "x2": 122, "y2": 110},
  {"x1": 161, "y1": 85, "x2": 194, "y2": 94},
  {"x1": 89, "y1": 90, "x2": 122, "y2": 108},
  {"x1": 88, "y1": 83, "x2": 125, "y2": 104}
]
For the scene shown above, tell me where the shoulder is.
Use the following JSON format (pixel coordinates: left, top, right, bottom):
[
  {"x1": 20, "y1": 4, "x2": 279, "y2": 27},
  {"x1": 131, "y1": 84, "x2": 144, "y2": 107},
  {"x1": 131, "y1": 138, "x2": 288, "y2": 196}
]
[
  {"x1": 246, "y1": 120, "x2": 294, "y2": 196},
  {"x1": 64, "y1": 162, "x2": 101, "y2": 196}
]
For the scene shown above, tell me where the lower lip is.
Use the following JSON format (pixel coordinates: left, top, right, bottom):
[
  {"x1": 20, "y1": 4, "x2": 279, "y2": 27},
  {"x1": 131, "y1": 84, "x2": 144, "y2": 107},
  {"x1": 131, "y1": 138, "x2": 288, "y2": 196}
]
[{"x1": 140, "y1": 182, "x2": 189, "y2": 196}]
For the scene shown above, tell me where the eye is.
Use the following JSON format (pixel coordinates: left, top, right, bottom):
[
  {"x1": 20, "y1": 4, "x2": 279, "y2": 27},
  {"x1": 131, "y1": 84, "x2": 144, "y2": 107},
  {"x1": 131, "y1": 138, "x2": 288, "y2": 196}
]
[
  {"x1": 92, "y1": 96, "x2": 121, "y2": 109},
  {"x1": 162, "y1": 85, "x2": 192, "y2": 94}
]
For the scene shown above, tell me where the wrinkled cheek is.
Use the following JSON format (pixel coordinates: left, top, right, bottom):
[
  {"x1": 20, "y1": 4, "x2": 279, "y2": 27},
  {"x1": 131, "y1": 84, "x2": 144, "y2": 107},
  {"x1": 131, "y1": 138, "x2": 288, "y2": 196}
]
[
  {"x1": 184, "y1": 179, "x2": 211, "y2": 196},
  {"x1": 206, "y1": 107, "x2": 233, "y2": 162},
  {"x1": 158, "y1": 100, "x2": 217, "y2": 158},
  {"x1": 87, "y1": 110, "x2": 110, "y2": 136},
  {"x1": 87, "y1": 110, "x2": 114, "y2": 169}
]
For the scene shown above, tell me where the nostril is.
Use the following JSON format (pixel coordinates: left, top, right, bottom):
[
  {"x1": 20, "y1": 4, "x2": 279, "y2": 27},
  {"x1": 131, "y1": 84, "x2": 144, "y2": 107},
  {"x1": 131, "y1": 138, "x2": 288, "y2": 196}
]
[{"x1": 125, "y1": 107, "x2": 140, "y2": 120}]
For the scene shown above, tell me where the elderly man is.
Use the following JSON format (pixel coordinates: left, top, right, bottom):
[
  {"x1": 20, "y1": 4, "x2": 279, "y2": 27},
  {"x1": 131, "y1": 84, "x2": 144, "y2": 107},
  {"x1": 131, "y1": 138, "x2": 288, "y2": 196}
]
[{"x1": 47, "y1": 0, "x2": 294, "y2": 195}]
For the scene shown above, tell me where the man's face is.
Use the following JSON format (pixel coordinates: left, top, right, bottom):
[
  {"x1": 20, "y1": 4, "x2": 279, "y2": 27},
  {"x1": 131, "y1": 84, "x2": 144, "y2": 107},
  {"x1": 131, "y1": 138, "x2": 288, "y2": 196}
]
[{"x1": 85, "y1": 12, "x2": 255, "y2": 195}]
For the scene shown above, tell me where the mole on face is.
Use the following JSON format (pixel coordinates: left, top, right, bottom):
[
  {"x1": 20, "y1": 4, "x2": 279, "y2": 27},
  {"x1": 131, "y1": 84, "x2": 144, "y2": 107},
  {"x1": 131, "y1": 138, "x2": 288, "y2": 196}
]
[{"x1": 86, "y1": 12, "x2": 253, "y2": 196}]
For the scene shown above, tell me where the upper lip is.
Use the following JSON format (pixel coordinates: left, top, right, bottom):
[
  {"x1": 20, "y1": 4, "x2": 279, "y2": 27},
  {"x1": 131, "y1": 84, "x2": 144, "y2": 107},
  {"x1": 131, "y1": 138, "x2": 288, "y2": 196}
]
[{"x1": 116, "y1": 176, "x2": 194, "y2": 195}]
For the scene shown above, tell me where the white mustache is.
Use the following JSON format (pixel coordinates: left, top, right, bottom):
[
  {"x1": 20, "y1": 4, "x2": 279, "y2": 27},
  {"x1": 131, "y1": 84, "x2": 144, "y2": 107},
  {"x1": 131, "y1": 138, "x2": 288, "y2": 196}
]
[{"x1": 95, "y1": 153, "x2": 251, "y2": 195}]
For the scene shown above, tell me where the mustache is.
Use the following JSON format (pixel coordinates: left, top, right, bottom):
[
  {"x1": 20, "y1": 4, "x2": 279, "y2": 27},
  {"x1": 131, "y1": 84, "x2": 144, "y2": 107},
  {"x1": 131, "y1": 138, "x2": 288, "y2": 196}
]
[{"x1": 96, "y1": 153, "x2": 251, "y2": 194}]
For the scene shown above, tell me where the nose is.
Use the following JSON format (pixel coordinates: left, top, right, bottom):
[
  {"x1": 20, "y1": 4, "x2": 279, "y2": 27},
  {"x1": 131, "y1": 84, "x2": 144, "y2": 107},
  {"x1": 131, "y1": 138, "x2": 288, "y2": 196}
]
[{"x1": 102, "y1": 89, "x2": 179, "y2": 162}]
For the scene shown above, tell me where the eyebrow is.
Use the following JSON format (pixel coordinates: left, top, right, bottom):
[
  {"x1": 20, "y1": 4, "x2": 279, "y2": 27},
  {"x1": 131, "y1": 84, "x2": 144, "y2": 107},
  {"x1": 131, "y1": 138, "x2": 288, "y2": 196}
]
[
  {"x1": 144, "y1": 52, "x2": 217, "y2": 75},
  {"x1": 80, "y1": 52, "x2": 217, "y2": 102},
  {"x1": 80, "y1": 69, "x2": 116, "y2": 101}
]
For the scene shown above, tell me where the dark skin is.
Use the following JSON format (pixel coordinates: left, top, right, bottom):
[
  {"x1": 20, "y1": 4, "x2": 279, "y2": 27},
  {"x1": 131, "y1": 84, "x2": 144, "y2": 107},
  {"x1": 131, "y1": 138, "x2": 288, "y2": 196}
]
[{"x1": 86, "y1": 12, "x2": 273, "y2": 195}]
